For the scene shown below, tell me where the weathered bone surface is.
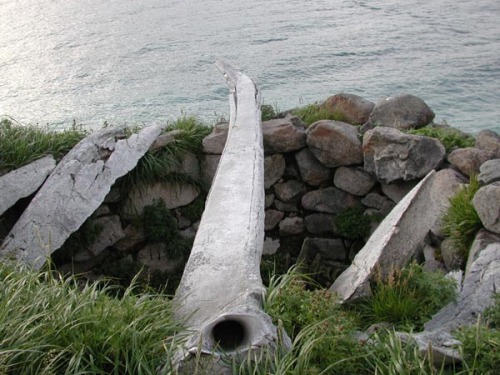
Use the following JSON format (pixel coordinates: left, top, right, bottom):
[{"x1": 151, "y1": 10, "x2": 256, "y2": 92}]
[
  {"x1": 1, "y1": 125, "x2": 164, "y2": 269},
  {"x1": 170, "y1": 61, "x2": 287, "y2": 373}
]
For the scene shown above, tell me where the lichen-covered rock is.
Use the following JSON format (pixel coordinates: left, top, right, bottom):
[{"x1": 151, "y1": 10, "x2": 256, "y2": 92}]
[
  {"x1": 262, "y1": 115, "x2": 307, "y2": 154},
  {"x1": 363, "y1": 94, "x2": 435, "y2": 130},
  {"x1": 363, "y1": 127, "x2": 445, "y2": 184},
  {"x1": 301, "y1": 187, "x2": 359, "y2": 214},
  {"x1": 473, "y1": 183, "x2": 500, "y2": 235},
  {"x1": 1, "y1": 125, "x2": 164, "y2": 269},
  {"x1": 475, "y1": 129, "x2": 500, "y2": 158},
  {"x1": 273, "y1": 180, "x2": 307, "y2": 203},
  {"x1": 264, "y1": 154, "x2": 286, "y2": 189},
  {"x1": 478, "y1": 159, "x2": 500, "y2": 185},
  {"x1": 334, "y1": 166, "x2": 376, "y2": 196},
  {"x1": 447, "y1": 147, "x2": 491, "y2": 177},
  {"x1": 320, "y1": 93, "x2": 375, "y2": 125},
  {"x1": 202, "y1": 122, "x2": 228, "y2": 154},
  {"x1": 294, "y1": 148, "x2": 332, "y2": 186},
  {"x1": 306, "y1": 120, "x2": 363, "y2": 167},
  {"x1": 0, "y1": 155, "x2": 56, "y2": 216}
]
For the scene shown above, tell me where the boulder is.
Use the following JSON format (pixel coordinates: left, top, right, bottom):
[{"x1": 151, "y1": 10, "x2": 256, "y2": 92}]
[
  {"x1": 262, "y1": 115, "x2": 307, "y2": 154},
  {"x1": 263, "y1": 237, "x2": 280, "y2": 255},
  {"x1": 264, "y1": 154, "x2": 286, "y2": 189},
  {"x1": 202, "y1": 122, "x2": 228, "y2": 154},
  {"x1": 273, "y1": 180, "x2": 307, "y2": 203},
  {"x1": 265, "y1": 194, "x2": 275, "y2": 208},
  {"x1": 279, "y1": 216, "x2": 306, "y2": 236},
  {"x1": 113, "y1": 224, "x2": 146, "y2": 252},
  {"x1": 305, "y1": 213, "x2": 337, "y2": 235},
  {"x1": 169, "y1": 152, "x2": 201, "y2": 180},
  {"x1": 320, "y1": 93, "x2": 375, "y2": 125},
  {"x1": 478, "y1": 159, "x2": 500, "y2": 184},
  {"x1": 380, "y1": 180, "x2": 419, "y2": 203},
  {"x1": 334, "y1": 166, "x2": 376, "y2": 196},
  {"x1": 137, "y1": 243, "x2": 185, "y2": 272},
  {"x1": 447, "y1": 147, "x2": 491, "y2": 177},
  {"x1": 473, "y1": 183, "x2": 500, "y2": 234},
  {"x1": 148, "y1": 129, "x2": 182, "y2": 152},
  {"x1": 298, "y1": 237, "x2": 347, "y2": 263},
  {"x1": 440, "y1": 237, "x2": 464, "y2": 271},
  {"x1": 330, "y1": 169, "x2": 463, "y2": 302},
  {"x1": 465, "y1": 229, "x2": 500, "y2": 276},
  {"x1": 475, "y1": 129, "x2": 500, "y2": 158},
  {"x1": 306, "y1": 120, "x2": 363, "y2": 167},
  {"x1": 274, "y1": 200, "x2": 299, "y2": 212},
  {"x1": 88, "y1": 215, "x2": 125, "y2": 257},
  {"x1": 294, "y1": 148, "x2": 332, "y2": 186},
  {"x1": 0, "y1": 125, "x2": 164, "y2": 269},
  {"x1": 361, "y1": 192, "x2": 391, "y2": 210},
  {"x1": 301, "y1": 187, "x2": 359, "y2": 214},
  {"x1": 363, "y1": 127, "x2": 445, "y2": 184},
  {"x1": 200, "y1": 154, "x2": 221, "y2": 188},
  {"x1": 265, "y1": 209, "x2": 284, "y2": 231},
  {"x1": 0, "y1": 155, "x2": 56, "y2": 216},
  {"x1": 123, "y1": 182, "x2": 200, "y2": 218},
  {"x1": 363, "y1": 94, "x2": 435, "y2": 130}
]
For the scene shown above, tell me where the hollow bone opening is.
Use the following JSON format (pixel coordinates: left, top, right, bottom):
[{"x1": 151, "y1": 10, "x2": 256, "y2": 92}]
[{"x1": 211, "y1": 320, "x2": 247, "y2": 352}]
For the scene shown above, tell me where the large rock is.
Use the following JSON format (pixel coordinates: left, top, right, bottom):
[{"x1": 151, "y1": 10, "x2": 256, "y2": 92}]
[
  {"x1": 279, "y1": 216, "x2": 306, "y2": 236},
  {"x1": 148, "y1": 129, "x2": 182, "y2": 152},
  {"x1": 465, "y1": 229, "x2": 500, "y2": 276},
  {"x1": 265, "y1": 209, "x2": 284, "y2": 231},
  {"x1": 202, "y1": 122, "x2": 229, "y2": 154},
  {"x1": 294, "y1": 148, "x2": 332, "y2": 186},
  {"x1": 381, "y1": 180, "x2": 419, "y2": 203},
  {"x1": 0, "y1": 155, "x2": 56, "y2": 216},
  {"x1": 262, "y1": 115, "x2": 307, "y2": 154},
  {"x1": 475, "y1": 129, "x2": 500, "y2": 158},
  {"x1": 302, "y1": 187, "x2": 359, "y2": 214},
  {"x1": 320, "y1": 93, "x2": 375, "y2": 125},
  {"x1": 305, "y1": 213, "x2": 336, "y2": 235},
  {"x1": 473, "y1": 183, "x2": 500, "y2": 234},
  {"x1": 363, "y1": 127, "x2": 445, "y2": 184},
  {"x1": 88, "y1": 215, "x2": 125, "y2": 257},
  {"x1": 447, "y1": 147, "x2": 491, "y2": 177},
  {"x1": 200, "y1": 154, "x2": 221, "y2": 188},
  {"x1": 306, "y1": 120, "x2": 363, "y2": 167},
  {"x1": 298, "y1": 237, "x2": 347, "y2": 262},
  {"x1": 1, "y1": 125, "x2": 164, "y2": 269},
  {"x1": 478, "y1": 159, "x2": 500, "y2": 184},
  {"x1": 264, "y1": 154, "x2": 286, "y2": 189},
  {"x1": 363, "y1": 94, "x2": 435, "y2": 130},
  {"x1": 273, "y1": 180, "x2": 306, "y2": 203},
  {"x1": 333, "y1": 166, "x2": 376, "y2": 196},
  {"x1": 330, "y1": 169, "x2": 463, "y2": 302},
  {"x1": 409, "y1": 243, "x2": 500, "y2": 365}
]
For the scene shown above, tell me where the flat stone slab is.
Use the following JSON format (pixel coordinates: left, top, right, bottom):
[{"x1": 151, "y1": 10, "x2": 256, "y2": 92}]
[
  {"x1": 1, "y1": 125, "x2": 164, "y2": 269},
  {"x1": 0, "y1": 155, "x2": 56, "y2": 216}
]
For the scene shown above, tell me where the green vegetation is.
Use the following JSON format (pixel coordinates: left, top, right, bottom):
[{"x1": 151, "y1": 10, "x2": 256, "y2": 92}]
[
  {"x1": 177, "y1": 194, "x2": 206, "y2": 222},
  {"x1": 0, "y1": 264, "x2": 184, "y2": 374},
  {"x1": 261, "y1": 104, "x2": 280, "y2": 121},
  {"x1": 408, "y1": 126, "x2": 475, "y2": 152},
  {"x1": 292, "y1": 104, "x2": 347, "y2": 126},
  {"x1": 441, "y1": 175, "x2": 483, "y2": 261},
  {"x1": 334, "y1": 206, "x2": 373, "y2": 240},
  {"x1": 355, "y1": 263, "x2": 458, "y2": 331},
  {"x1": 0, "y1": 118, "x2": 87, "y2": 172}
]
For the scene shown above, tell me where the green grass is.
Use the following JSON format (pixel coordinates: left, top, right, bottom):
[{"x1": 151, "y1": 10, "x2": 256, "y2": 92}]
[
  {"x1": 292, "y1": 104, "x2": 347, "y2": 126},
  {"x1": 0, "y1": 118, "x2": 87, "y2": 172},
  {"x1": 0, "y1": 263, "x2": 185, "y2": 374},
  {"x1": 407, "y1": 126, "x2": 475, "y2": 153},
  {"x1": 334, "y1": 206, "x2": 373, "y2": 240},
  {"x1": 441, "y1": 175, "x2": 483, "y2": 261}
]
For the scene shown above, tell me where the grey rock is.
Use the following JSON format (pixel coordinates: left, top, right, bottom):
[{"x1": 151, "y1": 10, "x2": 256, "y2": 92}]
[
  {"x1": 422, "y1": 244, "x2": 445, "y2": 272},
  {"x1": 148, "y1": 129, "x2": 182, "y2": 152},
  {"x1": 363, "y1": 127, "x2": 445, "y2": 184},
  {"x1": 279, "y1": 216, "x2": 305, "y2": 236},
  {"x1": 1, "y1": 125, "x2": 164, "y2": 269},
  {"x1": 298, "y1": 237, "x2": 347, "y2": 262},
  {"x1": 88, "y1": 215, "x2": 125, "y2": 256},
  {"x1": 265, "y1": 209, "x2": 284, "y2": 231},
  {"x1": 274, "y1": 199, "x2": 299, "y2": 212},
  {"x1": 475, "y1": 129, "x2": 500, "y2": 158},
  {"x1": 137, "y1": 243, "x2": 186, "y2": 272},
  {"x1": 93, "y1": 204, "x2": 111, "y2": 217},
  {"x1": 305, "y1": 213, "x2": 336, "y2": 235},
  {"x1": 447, "y1": 147, "x2": 491, "y2": 177},
  {"x1": 466, "y1": 229, "x2": 500, "y2": 277},
  {"x1": 361, "y1": 192, "x2": 391, "y2": 210},
  {"x1": 103, "y1": 187, "x2": 122, "y2": 203},
  {"x1": 273, "y1": 180, "x2": 306, "y2": 203},
  {"x1": 294, "y1": 148, "x2": 332, "y2": 186},
  {"x1": 262, "y1": 115, "x2": 307, "y2": 154},
  {"x1": 473, "y1": 183, "x2": 500, "y2": 234},
  {"x1": 263, "y1": 237, "x2": 280, "y2": 255},
  {"x1": 113, "y1": 224, "x2": 146, "y2": 252},
  {"x1": 440, "y1": 237, "x2": 464, "y2": 271},
  {"x1": 334, "y1": 166, "x2": 376, "y2": 196},
  {"x1": 0, "y1": 155, "x2": 56, "y2": 216},
  {"x1": 265, "y1": 194, "x2": 275, "y2": 208},
  {"x1": 169, "y1": 152, "x2": 201, "y2": 180},
  {"x1": 200, "y1": 154, "x2": 221, "y2": 188},
  {"x1": 306, "y1": 120, "x2": 363, "y2": 167},
  {"x1": 380, "y1": 180, "x2": 419, "y2": 203},
  {"x1": 320, "y1": 93, "x2": 375, "y2": 125},
  {"x1": 364, "y1": 94, "x2": 435, "y2": 130},
  {"x1": 301, "y1": 186, "x2": 359, "y2": 214},
  {"x1": 330, "y1": 169, "x2": 463, "y2": 302},
  {"x1": 202, "y1": 122, "x2": 228, "y2": 154},
  {"x1": 478, "y1": 158, "x2": 500, "y2": 185},
  {"x1": 264, "y1": 154, "x2": 286, "y2": 189}
]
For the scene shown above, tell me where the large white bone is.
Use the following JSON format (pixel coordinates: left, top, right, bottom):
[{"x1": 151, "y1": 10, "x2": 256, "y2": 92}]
[{"x1": 170, "y1": 61, "x2": 287, "y2": 373}]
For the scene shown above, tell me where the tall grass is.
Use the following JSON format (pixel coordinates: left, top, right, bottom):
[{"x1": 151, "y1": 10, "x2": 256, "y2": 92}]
[
  {"x1": 292, "y1": 104, "x2": 347, "y2": 126},
  {"x1": 0, "y1": 118, "x2": 87, "y2": 172},
  {"x1": 0, "y1": 263, "x2": 185, "y2": 374}
]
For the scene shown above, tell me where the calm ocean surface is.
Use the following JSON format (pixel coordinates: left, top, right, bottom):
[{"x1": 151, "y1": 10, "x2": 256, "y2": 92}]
[{"x1": 1, "y1": 0, "x2": 499, "y2": 134}]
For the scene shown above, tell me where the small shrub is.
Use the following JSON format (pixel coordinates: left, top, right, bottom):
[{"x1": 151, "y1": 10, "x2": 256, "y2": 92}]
[
  {"x1": 441, "y1": 175, "x2": 483, "y2": 261},
  {"x1": 335, "y1": 206, "x2": 372, "y2": 240},
  {"x1": 143, "y1": 199, "x2": 178, "y2": 243},
  {"x1": 292, "y1": 104, "x2": 347, "y2": 126},
  {"x1": 178, "y1": 195, "x2": 206, "y2": 222},
  {"x1": 261, "y1": 104, "x2": 280, "y2": 121},
  {"x1": 356, "y1": 263, "x2": 457, "y2": 331},
  {"x1": 408, "y1": 126, "x2": 475, "y2": 152}
]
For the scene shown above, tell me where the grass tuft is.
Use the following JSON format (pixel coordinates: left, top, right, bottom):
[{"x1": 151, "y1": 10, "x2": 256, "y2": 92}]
[
  {"x1": 407, "y1": 126, "x2": 475, "y2": 152},
  {"x1": 292, "y1": 104, "x2": 347, "y2": 126}
]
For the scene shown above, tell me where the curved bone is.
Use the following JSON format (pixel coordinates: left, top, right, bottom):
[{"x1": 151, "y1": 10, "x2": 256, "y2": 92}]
[{"x1": 171, "y1": 61, "x2": 287, "y2": 372}]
